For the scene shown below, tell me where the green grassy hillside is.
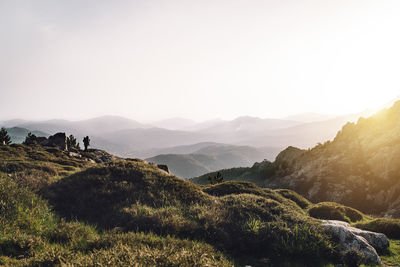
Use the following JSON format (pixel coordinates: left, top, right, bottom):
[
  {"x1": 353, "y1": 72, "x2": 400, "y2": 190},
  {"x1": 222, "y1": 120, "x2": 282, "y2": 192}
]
[
  {"x1": 145, "y1": 145, "x2": 278, "y2": 178},
  {"x1": 45, "y1": 162, "x2": 335, "y2": 265},
  {"x1": 146, "y1": 153, "x2": 221, "y2": 178},
  {"x1": 1, "y1": 143, "x2": 400, "y2": 266},
  {"x1": 190, "y1": 158, "x2": 275, "y2": 185}
]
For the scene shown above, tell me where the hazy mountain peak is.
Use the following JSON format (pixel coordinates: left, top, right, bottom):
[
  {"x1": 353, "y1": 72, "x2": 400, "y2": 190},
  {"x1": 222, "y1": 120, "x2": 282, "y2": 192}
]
[
  {"x1": 151, "y1": 117, "x2": 197, "y2": 130},
  {"x1": 233, "y1": 116, "x2": 261, "y2": 121}
]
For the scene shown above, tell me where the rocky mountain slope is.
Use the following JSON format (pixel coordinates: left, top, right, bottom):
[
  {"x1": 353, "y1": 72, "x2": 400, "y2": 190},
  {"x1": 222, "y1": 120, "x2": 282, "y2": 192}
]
[
  {"x1": 270, "y1": 101, "x2": 400, "y2": 217},
  {"x1": 192, "y1": 101, "x2": 400, "y2": 218}
]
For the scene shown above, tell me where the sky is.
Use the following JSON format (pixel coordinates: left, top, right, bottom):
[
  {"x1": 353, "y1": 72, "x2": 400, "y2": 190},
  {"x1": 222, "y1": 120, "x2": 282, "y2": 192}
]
[{"x1": 1, "y1": 0, "x2": 400, "y2": 122}]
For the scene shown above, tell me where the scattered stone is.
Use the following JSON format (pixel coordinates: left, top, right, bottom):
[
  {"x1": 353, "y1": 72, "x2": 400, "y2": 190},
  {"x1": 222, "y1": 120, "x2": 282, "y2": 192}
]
[{"x1": 68, "y1": 152, "x2": 82, "y2": 158}]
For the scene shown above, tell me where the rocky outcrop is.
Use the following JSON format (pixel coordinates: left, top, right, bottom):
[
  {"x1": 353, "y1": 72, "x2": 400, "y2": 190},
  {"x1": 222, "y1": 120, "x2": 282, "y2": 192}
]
[
  {"x1": 47, "y1": 133, "x2": 67, "y2": 150},
  {"x1": 81, "y1": 149, "x2": 118, "y2": 163},
  {"x1": 322, "y1": 220, "x2": 389, "y2": 265},
  {"x1": 24, "y1": 132, "x2": 67, "y2": 150},
  {"x1": 262, "y1": 101, "x2": 400, "y2": 217},
  {"x1": 147, "y1": 162, "x2": 171, "y2": 174},
  {"x1": 157, "y1": 164, "x2": 171, "y2": 174}
]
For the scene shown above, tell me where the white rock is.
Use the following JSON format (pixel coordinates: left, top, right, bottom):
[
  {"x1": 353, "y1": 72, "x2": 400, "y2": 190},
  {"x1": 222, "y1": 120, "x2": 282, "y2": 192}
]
[{"x1": 322, "y1": 220, "x2": 386, "y2": 265}]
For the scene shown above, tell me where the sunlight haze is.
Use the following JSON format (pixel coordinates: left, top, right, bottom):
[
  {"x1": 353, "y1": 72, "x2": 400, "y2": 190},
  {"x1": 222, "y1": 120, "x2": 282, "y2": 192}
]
[{"x1": 1, "y1": 0, "x2": 399, "y2": 121}]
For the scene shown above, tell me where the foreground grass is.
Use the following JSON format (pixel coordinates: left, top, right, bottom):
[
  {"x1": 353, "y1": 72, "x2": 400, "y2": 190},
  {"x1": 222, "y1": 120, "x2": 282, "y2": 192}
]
[
  {"x1": 0, "y1": 166, "x2": 333, "y2": 265},
  {"x1": 0, "y1": 173, "x2": 232, "y2": 266},
  {"x1": 45, "y1": 162, "x2": 337, "y2": 264},
  {"x1": 0, "y1": 144, "x2": 92, "y2": 189},
  {"x1": 380, "y1": 239, "x2": 400, "y2": 266}
]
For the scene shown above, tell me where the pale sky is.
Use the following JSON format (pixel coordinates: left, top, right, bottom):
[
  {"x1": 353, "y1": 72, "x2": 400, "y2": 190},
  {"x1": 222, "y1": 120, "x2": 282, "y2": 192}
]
[{"x1": 1, "y1": 0, "x2": 399, "y2": 121}]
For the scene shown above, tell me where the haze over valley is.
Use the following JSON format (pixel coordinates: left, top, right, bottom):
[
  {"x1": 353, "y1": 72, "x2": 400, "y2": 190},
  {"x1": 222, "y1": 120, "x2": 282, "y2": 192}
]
[{"x1": 0, "y1": 107, "x2": 379, "y2": 178}]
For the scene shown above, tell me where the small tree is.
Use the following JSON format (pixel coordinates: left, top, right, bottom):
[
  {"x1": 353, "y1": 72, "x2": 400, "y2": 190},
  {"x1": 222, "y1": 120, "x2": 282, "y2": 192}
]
[
  {"x1": 83, "y1": 136, "x2": 90, "y2": 151},
  {"x1": 0, "y1": 128, "x2": 11, "y2": 145},
  {"x1": 208, "y1": 172, "x2": 224, "y2": 185},
  {"x1": 67, "y1": 134, "x2": 81, "y2": 151},
  {"x1": 23, "y1": 132, "x2": 37, "y2": 145}
]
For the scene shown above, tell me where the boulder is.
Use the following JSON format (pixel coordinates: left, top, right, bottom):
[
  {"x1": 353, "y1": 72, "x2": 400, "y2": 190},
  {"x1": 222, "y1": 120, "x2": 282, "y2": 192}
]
[
  {"x1": 48, "y1": 133, "x2": 67, "y2": 150},
  {"x1": 157, "y1": 164, "x2": 171, "y2": 174},
  {"x1": 346, "y1": 225, "x2": 389, "y2": 252},
  {"x1": 322, "y1": 220, "x2": 388, "y2": 265},
  {"x1": 36, "y1": 136, "x2": 49, "y2": 146},
  {"x1": 68, "y1": 152, "x2": 82, "y2": 158},
  {"x1": 25, "y1": 132, "x2": 68, "y2": 150},
  {"x1": 86, "y1": 149, "x2": 116, "y2": 163}
]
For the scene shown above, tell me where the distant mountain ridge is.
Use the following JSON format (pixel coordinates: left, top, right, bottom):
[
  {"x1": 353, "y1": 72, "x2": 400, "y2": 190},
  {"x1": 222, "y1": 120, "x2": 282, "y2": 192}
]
[
  {"x1": 5, "y1": 127, "x2": 49, "y2": 144},
  {"x1": 1, "y1": 111, "x2": 369, "y2": 163},
  {"x1": 146, "y1": 144, "x2": 282, "y2": 178},
  {"x1": 3, "y1": 116, "x2": 149, "y2": 136}
]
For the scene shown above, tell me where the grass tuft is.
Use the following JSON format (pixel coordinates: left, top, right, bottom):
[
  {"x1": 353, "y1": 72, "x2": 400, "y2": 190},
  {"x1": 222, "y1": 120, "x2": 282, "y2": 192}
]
[{"x1": 308, "y1": 202, "x2": 364, "y2": 223}]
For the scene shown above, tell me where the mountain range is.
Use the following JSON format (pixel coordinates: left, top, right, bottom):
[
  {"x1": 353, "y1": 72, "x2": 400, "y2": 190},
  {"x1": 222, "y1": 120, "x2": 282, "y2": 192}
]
[
  {"x1": 0, "y1": 110, "x2": 377, "y2": 178},
  {"x1": 145, "y1": 144, "x2": 281, "y2": 178}
]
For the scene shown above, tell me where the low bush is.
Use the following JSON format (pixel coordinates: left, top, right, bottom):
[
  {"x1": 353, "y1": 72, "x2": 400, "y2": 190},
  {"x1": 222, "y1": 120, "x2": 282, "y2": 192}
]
[
  {"x1": 203, "y1": 181, "x2": 305, "y2": 213},
  {"x1": 308, "y1": 202, "x2": 364, "y2": 223},
  {"x1": 355, "y1": 218, "x2": 400, "y2": 239}
]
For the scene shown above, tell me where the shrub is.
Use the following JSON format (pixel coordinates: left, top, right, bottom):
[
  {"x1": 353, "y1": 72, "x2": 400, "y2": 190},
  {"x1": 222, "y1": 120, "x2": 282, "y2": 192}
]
[
  {"x1": 203, "y1": 181, "x2": 266, "y2": 197},
  {"x1": 0, "y1": 128, "x2": 11, "y2": 145},
  {"x1": 355, "y1": 218, "x2": 400, "y2": 239},
  {"x1": 308, "y1": 202, "x2": 364, "y2": 223},
  {"x1": 207, "y1": 172, "x2": 223, "y2": 184},
  {"x1": 203, "y1": 181, "x2": 306, "y2": 213}
]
